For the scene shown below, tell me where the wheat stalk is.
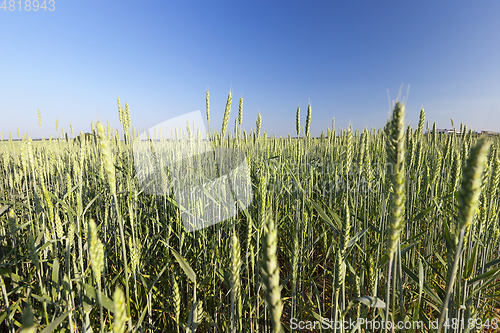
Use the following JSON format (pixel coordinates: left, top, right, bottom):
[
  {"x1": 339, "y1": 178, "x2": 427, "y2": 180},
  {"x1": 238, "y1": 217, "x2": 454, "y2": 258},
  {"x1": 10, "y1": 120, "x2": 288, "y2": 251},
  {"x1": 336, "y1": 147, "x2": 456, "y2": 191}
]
[{"x1": 261, "y1": 213, "x2": 282, "y2": 333}]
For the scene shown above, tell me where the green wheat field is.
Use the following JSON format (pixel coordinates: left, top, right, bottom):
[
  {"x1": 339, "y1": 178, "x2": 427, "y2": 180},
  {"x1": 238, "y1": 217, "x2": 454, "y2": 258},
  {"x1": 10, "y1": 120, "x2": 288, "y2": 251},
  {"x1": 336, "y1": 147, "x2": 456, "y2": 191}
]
[{"x1": 1, "y1": 92, "x2": 500, "y2": 332}]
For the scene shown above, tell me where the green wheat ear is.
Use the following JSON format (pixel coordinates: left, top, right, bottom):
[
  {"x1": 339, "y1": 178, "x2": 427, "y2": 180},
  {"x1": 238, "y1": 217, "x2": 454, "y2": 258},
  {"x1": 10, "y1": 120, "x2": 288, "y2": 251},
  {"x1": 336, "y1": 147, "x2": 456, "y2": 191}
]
[
  {"x1": 172, "y1": 277, "x2": 181, "y2": 326},
  {"x1": 96, "y1": 121, "x2": 116, "y2": 195},
  {"x1": 206, "y1": 90, "x2": 210, "y2": 123},
  {"x1": 416, "y1": 108, "x2": 425, "y2": 139},
  {"x1": 230, "y1": 227, "x2": 242, "y2": 331},
  {"x1": 113, "y1": 287, "x2": 127, "y2": 333},
  {"x1": 457, "y1": 138, "x2": 491, "y2": 232},
  {"x1": 88, "y1": 219, "x2": 104, "y2": 278},
  {"x1": 221, "y1": 90, "x2": 232, "y2": 137},
  {"x1": 128, "y1": 237, "x2": 141, "y2": 274},
  {"x1": 305, "y1": 103, "x2": 312, "y2": 138},
  {"x1": 238, "y1": 96, "x2": 243, "y2": 127},
  {"x1": 296, "y1": 106, "x2": 301, "y2": 137},
  {"x1": 385, "y1": 101, "x2": 406, "y2": 260},
  {"x1": 256, "y1": 113, "x2": 262, "y2": 138}
]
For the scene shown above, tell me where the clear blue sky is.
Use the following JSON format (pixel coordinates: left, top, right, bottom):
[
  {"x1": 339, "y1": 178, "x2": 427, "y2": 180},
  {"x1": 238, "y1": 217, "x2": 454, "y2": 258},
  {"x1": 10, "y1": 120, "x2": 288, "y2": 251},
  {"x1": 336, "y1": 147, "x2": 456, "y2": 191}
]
[{"x1": 1, "y1": 0, "x2": 499, "y2": 139}]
